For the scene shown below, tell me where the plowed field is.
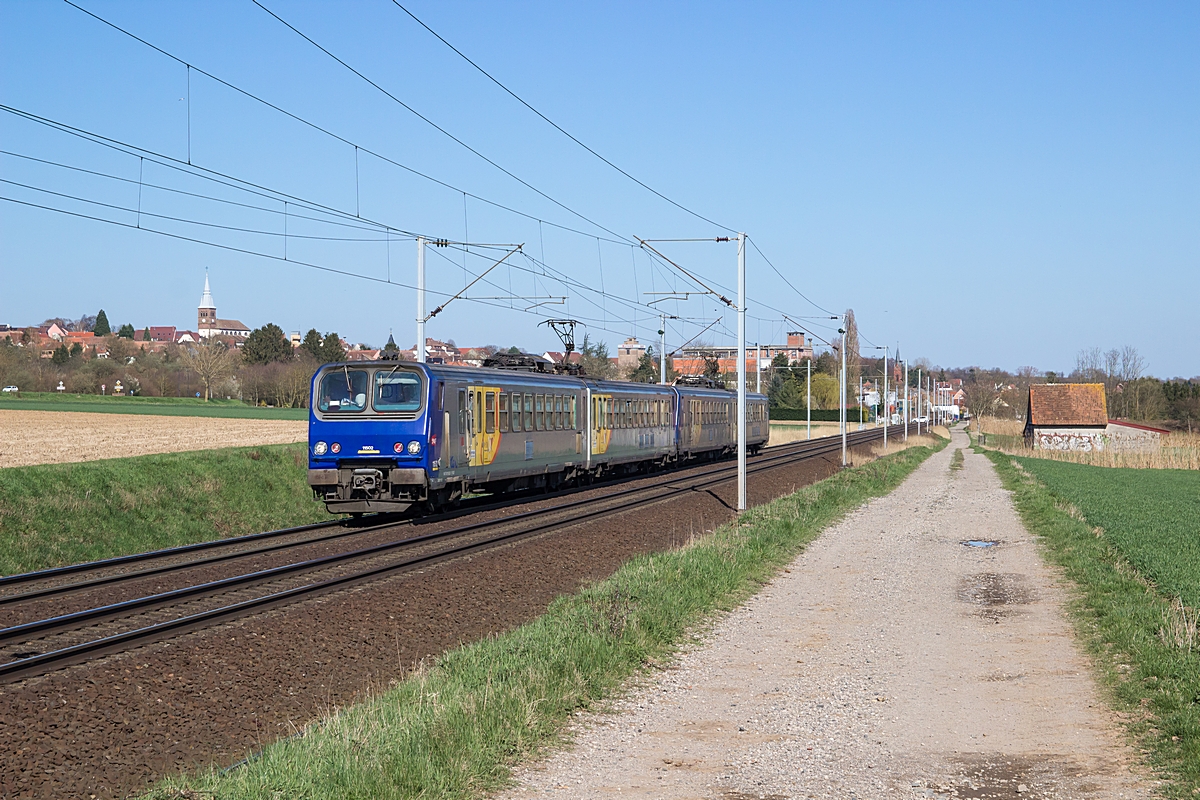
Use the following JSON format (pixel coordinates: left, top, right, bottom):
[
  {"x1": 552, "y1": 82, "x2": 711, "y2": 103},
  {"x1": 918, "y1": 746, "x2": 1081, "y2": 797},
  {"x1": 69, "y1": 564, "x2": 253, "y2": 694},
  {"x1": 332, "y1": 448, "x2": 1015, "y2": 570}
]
[{"x1": 0, "y1": 410, "x2": 306, "y2": 468}]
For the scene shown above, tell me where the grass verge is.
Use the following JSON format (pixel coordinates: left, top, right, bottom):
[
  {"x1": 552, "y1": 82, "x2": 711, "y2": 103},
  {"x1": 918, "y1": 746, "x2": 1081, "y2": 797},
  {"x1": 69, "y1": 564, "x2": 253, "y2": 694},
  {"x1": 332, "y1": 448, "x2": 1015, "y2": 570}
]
[
  {"x1": 0, "y1": 444, "x2": 330, "y2": 575},
  {"x1": 979, "y1": 449, "x2": 1200, "y2": 796},
  {"x1": 147, "y1": 436, "x2": 946, "y2": 800},
  {"x1": 950, "y1": 448, "x2": 964, "y2": 472},
  {"x1": 0, "y1": 392, "x2": 307, "y2": 419}
]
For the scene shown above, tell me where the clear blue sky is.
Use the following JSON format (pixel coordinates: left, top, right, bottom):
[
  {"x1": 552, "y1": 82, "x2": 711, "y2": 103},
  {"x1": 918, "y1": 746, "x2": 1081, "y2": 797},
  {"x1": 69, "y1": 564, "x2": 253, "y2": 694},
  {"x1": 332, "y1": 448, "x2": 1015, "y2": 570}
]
[{"x1": 2, "y1": 1, "x2": 1197, "y2": 377}]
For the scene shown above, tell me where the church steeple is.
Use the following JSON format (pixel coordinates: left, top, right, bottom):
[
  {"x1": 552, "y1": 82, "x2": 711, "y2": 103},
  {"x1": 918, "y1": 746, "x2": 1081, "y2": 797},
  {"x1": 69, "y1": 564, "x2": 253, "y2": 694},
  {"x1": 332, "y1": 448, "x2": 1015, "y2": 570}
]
[
  {"x1": 199, "y1": 270, "x2": 215, "y2": 309},
  {"x1": 198, "y1": 271, "x2": 217, "y2": 338}
]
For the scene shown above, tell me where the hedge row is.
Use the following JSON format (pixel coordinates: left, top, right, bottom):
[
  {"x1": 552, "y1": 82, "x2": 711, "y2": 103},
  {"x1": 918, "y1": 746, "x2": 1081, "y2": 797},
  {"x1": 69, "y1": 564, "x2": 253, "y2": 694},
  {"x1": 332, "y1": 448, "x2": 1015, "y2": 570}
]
[{"x1": 769, "y1": 407, "x2": 865, "y2": 422}]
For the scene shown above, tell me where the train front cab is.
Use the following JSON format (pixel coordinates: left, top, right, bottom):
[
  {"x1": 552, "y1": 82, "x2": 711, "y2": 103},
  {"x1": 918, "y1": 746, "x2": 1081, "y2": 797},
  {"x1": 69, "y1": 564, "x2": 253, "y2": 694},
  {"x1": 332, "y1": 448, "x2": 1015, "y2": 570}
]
[{"x1": 307, "y1": 361, "x2": 437, "y2": 514}]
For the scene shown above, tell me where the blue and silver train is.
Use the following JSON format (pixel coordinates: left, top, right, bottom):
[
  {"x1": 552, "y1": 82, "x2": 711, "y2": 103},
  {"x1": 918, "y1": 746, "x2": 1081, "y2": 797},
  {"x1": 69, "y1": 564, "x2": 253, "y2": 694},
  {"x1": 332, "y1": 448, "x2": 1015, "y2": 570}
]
[{"x1": 307, "y1": 358, "x2": 769, "y2": 515}]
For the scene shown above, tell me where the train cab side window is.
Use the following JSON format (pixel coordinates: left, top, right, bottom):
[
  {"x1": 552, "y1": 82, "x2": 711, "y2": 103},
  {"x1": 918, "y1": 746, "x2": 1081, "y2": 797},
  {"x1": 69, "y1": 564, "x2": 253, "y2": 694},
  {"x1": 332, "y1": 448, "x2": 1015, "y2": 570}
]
[
  {"x1": 499, "y1": 393, "x2": 509, "y2": 432},
  {"x1": 524, "y1": 393, "x2": 534, "y2": 431},
  {"x1": 569, "y1": 396, "x2": 577, "y2": 429},
  {"x1": 485, "y1": 392, "x2": 496, "y2": 434}
]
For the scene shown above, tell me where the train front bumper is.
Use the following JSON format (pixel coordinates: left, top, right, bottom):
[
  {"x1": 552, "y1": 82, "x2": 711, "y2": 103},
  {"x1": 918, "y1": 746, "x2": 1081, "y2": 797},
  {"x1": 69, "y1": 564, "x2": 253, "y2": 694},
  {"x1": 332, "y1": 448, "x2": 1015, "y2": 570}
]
[{"x1": 308, "y1": 466, "x2": 429, "y2": 513}]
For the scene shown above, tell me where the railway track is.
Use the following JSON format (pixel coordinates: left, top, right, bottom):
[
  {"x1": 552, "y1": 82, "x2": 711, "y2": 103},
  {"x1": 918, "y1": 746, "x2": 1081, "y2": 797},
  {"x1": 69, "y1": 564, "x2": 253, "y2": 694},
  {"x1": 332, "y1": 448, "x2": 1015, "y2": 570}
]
[{"x1": 0, "y1": 424, "x2": 912, "y2": 682}]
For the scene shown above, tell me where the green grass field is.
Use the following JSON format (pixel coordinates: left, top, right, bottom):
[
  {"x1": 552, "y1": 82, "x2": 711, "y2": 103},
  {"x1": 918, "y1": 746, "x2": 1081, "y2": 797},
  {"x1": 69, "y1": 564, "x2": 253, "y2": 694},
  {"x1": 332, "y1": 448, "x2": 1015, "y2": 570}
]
[
  {"x1": 0, "y1": 391, "x2": 307, "y2": 420},
  {"x1": 986, "y1": 452, "x2": 1200, "y2": 795},
  {"x1": 0, "y1": 443, "x2": 330, "y2": 575},
  {"x1": 1017, "y1": 459, "x2": 1200, "y2": 607},
  {"x1": 146, "y1": 438, "x2": 946, "y2": 800}
]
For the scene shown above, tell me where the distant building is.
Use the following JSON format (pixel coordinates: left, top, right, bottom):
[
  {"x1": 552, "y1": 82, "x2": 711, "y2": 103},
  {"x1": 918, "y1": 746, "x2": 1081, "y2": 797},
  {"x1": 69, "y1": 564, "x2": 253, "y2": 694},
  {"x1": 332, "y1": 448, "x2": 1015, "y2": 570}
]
[
  {"x1": 1024, "y1": 383, "x2": 1109, "y2": 451},
  {"x1": 197, "y1": 272, "x2": 250, "y2": 340},
  {"x1": 543, "y1": 351, "x2": 582, "y2": 367},
  {"x1": 409, "y1": 338, "x2": 460, "y2": 363},
  {"x1": 680, "y1": 331, "x2": 814, "y2": 373},
  {"x1": 616, "y1": 338, "x2": 646, "y2": 372}
]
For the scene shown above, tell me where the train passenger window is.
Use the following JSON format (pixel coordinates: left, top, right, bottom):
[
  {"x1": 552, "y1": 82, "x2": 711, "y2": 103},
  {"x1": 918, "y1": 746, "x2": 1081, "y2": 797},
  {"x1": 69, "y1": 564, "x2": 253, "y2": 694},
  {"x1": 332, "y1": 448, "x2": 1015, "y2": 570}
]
[
  {"x1": 485, "y1": 392, "x2": 496, "y2": 434},
  {"x1": 555, "y1": 395, "x2": 563, "y2": 429},
  {"x1": 317, "y1": 368, "x2": 368, "y2": 413},
  {"x1": 373, "y1": 368, "x2": 422, "y2": 413},
  {"x1": 606, "y1": 398, "x2": 614, "y2": 429},
  {"x1": 524, "y1": 393, "x2": 534, "y2": 431},
  {"x1": 474, "y1": 391, "x2": 483, "y2": 435},
  {"x1": 499, "y1": 393, "x2": 509, "y2": 432},
  {"x1": 569, "y1": 396, "x2": 577, "y2": 429},
  {"x1": 535, "y1": 395, "x2": 544, "y2": 430}
]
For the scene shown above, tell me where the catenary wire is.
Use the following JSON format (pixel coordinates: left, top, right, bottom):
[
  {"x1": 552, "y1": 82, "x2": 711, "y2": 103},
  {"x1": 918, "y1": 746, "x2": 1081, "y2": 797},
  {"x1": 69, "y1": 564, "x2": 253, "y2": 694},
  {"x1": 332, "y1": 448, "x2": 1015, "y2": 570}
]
[
  {"x1": 389, "y1": 1, "x2": 736, "y2": 235},
  {"x1": 250, "y1": 0, "x2": 631, "y2": 245},
  {"x1": 59, "y1": 1, "x2": 632, "y2": 247},
  {"x1": 23, "y1": 7, "x2": 848, "y2": 345},
  {"x1": 0, "y1": 149, "x2": 400, "y2": 235},
  {"x1": 0, "y1": 178, "x2": 403, "y2": 243}
]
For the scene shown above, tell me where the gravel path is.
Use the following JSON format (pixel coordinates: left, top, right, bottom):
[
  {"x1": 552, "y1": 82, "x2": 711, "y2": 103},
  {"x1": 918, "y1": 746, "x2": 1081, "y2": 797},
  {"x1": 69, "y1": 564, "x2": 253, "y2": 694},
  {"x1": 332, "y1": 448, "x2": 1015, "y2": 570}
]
[
  {"x1": 499, "y1": 429, "x2": 1155, "y2": 799},
  {"x1": 0, "y1": 409, "x2": 305, "y2": 467}
]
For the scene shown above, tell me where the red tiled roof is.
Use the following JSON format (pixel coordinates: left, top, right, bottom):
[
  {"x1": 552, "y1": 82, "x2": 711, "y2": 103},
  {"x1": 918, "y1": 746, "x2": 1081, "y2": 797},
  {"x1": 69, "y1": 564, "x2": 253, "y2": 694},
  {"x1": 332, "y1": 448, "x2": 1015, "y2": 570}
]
[{"x1": 1027, "y1": 383, "x2": 1107, "y2": 427}]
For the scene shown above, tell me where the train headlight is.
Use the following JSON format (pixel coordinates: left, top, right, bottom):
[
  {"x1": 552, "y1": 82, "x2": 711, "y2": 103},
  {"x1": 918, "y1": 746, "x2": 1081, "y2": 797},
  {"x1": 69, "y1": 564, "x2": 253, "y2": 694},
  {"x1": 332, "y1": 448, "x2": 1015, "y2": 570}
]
[
  {"x1": 330, "y1": 442, "x2": 341, "y2": 454},
  {"x1": 407, "y1": 440, "x2": 422, "y2": 455},
  {"x1": 313, "y1": 441, "x2": 328, "y2": 455}
]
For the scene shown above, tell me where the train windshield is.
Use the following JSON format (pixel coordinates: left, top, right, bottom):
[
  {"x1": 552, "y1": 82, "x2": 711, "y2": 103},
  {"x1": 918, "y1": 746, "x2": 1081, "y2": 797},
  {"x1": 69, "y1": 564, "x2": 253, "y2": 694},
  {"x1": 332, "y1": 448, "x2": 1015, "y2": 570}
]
[
  {"x1": 317, "y1": 368, "x2": 368, "y2": 413},
  {"x1": 374, "y1": 369, "x2": 423, "y2": 412}
]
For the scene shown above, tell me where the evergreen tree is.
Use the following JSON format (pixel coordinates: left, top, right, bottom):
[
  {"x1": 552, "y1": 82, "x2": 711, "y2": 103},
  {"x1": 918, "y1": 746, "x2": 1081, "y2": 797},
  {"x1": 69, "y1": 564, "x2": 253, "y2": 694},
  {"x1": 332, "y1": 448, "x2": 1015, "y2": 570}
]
[
  {"x1": 578, "y1": 335, "x2": 614, "y2": 379},
  {"x1": 142, "y1": 327, "x2": 151, "y2": 342},
  {"x1": 299, "y1": 329, "x2": 325, "y2": 361},
  {"x1": 242, "y1": 323, "x2": 293, "y2": 365},
  {"x1": 321, "y1": 332, "x2": 346, "y2": 363},
  {"x1": 51, "y1": 344, "x2": 70, "y2": 365},
  {"x1": 93, "y1": 309, "x2": 111, "y2": 337},
  {"x1": 69, "y1": 342, "x2": 83, "y2": 358},
  {"x1": 628, "y1": 346, "x2": 660, "y2": 383},
  {"x1": 117, "y1": 324, "x2": 136, "y2": 339}
]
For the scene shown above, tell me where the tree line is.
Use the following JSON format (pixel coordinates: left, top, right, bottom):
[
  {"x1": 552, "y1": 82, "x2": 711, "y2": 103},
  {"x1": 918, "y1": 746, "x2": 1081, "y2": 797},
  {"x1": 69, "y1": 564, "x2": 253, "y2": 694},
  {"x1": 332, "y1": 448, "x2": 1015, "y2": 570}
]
[{"x1": 0, "y1": 314, "x2": 349, "y2": 407}]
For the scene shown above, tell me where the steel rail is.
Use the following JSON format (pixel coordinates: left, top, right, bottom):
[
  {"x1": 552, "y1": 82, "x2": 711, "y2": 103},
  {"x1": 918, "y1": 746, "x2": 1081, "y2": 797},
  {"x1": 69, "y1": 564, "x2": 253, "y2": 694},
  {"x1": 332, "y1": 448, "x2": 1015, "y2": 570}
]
[
  {"x1": 0, "y1": 431, "x2": 841, "y2": 605},
  {"x1": 0, "y1": 424, "x2": 913, "y2": 681},
  {"x1": 0, "y1": 432, "x2": 849, "y2": 642}
]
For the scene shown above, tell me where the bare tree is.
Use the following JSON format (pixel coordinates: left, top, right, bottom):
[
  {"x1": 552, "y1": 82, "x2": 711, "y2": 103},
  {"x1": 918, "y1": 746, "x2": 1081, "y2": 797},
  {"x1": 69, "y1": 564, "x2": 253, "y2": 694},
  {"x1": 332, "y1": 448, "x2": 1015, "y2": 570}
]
[
  {"x1": 962, "y1": 373, "x2": 1000, "y2": 439},
  {"x1": 182, "y1": 340, "x2": 237, "y2": 401},
  {"x1": 1074, "y1": 347, "x2": 1104, "y2": 382}
]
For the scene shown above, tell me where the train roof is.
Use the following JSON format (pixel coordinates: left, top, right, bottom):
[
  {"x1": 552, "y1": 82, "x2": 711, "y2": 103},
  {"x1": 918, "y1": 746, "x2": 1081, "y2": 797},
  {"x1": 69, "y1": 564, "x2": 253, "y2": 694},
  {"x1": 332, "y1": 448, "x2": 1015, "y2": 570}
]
[{"x1": 319, "y1": 360, "x2": 767, "y2": 400}]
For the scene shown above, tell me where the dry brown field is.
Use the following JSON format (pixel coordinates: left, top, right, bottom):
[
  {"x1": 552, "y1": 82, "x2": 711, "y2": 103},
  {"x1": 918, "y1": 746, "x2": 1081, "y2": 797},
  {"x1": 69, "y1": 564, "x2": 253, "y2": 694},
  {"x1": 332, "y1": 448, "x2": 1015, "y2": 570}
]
[{"x1": 0, "y1": 410, "x2": 307, "y2": 468}]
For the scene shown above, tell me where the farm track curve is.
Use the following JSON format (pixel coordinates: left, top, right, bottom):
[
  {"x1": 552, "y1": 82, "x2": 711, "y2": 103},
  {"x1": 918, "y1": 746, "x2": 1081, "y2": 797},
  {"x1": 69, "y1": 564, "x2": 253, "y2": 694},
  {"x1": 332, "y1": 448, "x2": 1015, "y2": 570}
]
[{"x1": 0, "y1": 425, "x2": 916, "y2": 799}]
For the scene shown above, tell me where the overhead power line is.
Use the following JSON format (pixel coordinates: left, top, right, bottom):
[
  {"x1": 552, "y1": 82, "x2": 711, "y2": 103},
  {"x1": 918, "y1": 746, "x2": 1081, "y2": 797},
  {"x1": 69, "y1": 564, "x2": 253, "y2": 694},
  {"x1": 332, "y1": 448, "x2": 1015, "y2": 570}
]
[
  {"x1": 390, "y1": 0, "x2": 736, "y2": 235},
  {"x1": 60, "y1": 0, "x2": 630, "y2": 246},
  {"x1": 249, "y1": 0, "x2": 631, "y2": 245},
  {"x1": 45, "y1": 3, "x2": 846, "y2": 345}
]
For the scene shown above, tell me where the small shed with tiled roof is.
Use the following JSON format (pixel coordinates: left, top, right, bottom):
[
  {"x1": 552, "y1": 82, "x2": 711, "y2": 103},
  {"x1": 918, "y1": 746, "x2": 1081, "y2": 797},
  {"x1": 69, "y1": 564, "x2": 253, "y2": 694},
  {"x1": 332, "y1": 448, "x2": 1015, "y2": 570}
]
[{"x1": 1023, "y1": 383, "x2": 1109, "y2": 451}]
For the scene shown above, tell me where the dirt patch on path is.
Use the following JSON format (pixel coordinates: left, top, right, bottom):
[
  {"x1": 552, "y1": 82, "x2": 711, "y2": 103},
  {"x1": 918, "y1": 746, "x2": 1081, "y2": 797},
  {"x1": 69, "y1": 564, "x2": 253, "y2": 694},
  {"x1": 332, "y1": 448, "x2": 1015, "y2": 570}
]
[
  {"x1": 0, "y1": 410, "x2": 306, "y2": 468},
  {"x1": 498, "y1": 429, "x2": 1155, "y2": 799}
]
